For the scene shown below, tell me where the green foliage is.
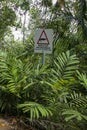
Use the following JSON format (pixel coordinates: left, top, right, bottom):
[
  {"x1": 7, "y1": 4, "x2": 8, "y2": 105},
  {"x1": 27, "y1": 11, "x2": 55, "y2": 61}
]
[
  {"x1": 17, "y1": 0, "x2": 30, "y2": 10},
  {"x1": 59, "y1": 91, "x2": 87, "y2": 129},
  {"x1": 51, "y1": 50, "x2": 79, "y2": 82},
  {"x1": 0, "y1": 0, "x2": 87, "y2": 130},
  {"x1": 0, "y1": 4, "x2": 16, "y2": 40},
  {"x1": 0, "y1": 47, "x2": 33, "y2": 113},
  {"x1": 18, "y1": 102, "x2": 52, "y2": 120},
  {"x1": 62, "y1": 109, "x2": 87, "y2": 121},
  {"x1": 77, "y1": 71, "x2": 87, "y2": 89},
  {"x1": 0, "y1": 41, "x2": 86, "y2": 129}
]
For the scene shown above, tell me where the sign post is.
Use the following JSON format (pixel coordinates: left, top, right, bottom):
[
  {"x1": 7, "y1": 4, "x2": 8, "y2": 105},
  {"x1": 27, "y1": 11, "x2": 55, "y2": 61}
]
[
  {"x1": 34, "y1": 29, "x2": 53, "y2": 65},
  {"x1": 42, "y1": 52, "x2": 45, "y2": 65}
]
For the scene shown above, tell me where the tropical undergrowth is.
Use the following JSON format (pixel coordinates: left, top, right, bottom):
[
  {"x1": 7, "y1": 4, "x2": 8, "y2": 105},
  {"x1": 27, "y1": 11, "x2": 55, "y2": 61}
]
[{"x1": 0, "y1": 42, "x2": 87, "y2": 130}]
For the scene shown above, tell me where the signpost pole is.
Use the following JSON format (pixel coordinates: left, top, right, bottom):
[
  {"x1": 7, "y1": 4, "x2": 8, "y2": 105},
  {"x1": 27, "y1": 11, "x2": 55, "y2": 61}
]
[{"x1": 42, "y1": 52, "x2": 45, "y2": 65}]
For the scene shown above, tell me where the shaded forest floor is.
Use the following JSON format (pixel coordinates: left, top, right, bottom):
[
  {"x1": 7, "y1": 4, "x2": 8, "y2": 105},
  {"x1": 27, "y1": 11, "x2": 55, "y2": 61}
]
[{"x1": 0, "y1": 116, "x2": 34, "y2": 130}]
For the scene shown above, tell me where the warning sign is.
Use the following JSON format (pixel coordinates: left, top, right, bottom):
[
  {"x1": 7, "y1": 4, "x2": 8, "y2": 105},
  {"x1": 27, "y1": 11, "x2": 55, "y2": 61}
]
[
  {"x1": 34, "y1": 29, "x2": 53, "y2": 54},
  {"x1": 37, "y1": 30, "x2": 49, "y2": 45}
]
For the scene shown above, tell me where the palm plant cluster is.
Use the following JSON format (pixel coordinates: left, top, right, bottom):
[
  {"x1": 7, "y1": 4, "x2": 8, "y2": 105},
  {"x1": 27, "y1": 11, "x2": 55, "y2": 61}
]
[
  {"x1": 0, "y1": 0, "x2": 87, "y2": 130},
  {"x1": 0, "y1": 41, "x2": 87, "y2": 130}
]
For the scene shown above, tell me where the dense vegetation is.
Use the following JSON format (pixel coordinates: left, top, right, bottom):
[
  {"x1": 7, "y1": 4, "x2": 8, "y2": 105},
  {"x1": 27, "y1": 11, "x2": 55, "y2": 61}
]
[{"x1": 0, "y1": 0, "x2": 87, "y2": 130}]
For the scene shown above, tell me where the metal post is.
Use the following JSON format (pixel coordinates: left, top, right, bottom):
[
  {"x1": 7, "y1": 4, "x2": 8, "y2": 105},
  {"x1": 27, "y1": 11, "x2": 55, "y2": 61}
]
[{"x1": 42, "y1": 52, "x2": 45, "y2": 65}]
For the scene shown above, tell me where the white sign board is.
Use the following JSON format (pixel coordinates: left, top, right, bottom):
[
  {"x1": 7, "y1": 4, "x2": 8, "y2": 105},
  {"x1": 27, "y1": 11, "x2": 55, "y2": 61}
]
[{"x1": 34, "y1": 29, "x2": 53, "y2": 54}]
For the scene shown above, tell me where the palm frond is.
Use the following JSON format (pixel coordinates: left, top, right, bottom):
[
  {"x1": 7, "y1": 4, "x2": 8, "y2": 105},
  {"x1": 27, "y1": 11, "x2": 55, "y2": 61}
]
[
  {"x1": 76, "y1": 70, "x2": 87, "y2": 89},
  {"x1": 51, "y1": 50, "x2": 79, "y2": 81},
  {"x1": 62, "y1": 109, "x2": 87, "y2": 121},
  {"x1": 62, "y1": 91, "x2": 87, "y2": 110},
  {"x1": 18, "y1": 102, "x2": 52, "y2": 120}
]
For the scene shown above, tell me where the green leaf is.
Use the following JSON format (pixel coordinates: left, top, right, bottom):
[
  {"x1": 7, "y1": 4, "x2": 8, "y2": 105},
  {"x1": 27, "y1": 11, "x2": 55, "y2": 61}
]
[{"x1": 18, "y1": 102, "x2": 52, "y2": 120}]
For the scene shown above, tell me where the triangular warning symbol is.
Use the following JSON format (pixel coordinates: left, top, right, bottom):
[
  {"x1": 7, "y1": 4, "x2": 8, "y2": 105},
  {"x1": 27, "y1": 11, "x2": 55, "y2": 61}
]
[{"x1": 37, "y1": 30, "x2": 49, "y2": 45}]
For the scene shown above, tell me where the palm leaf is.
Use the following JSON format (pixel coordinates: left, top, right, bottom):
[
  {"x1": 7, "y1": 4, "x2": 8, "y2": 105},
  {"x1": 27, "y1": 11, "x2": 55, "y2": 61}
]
[
  {"x1": 76, "y1": 70, "x2": 87, "y2": 89},
  {"x1": 62, "y1": 109, "x2": 87, "y2": 121},
  {"x1": 67, "y1": 92, "x2": 87, "y2": 109},
  {"x1": 52, "y1": 50, "x2": 79, "y2": 80},
  {"x1": 18, "y1": 102, "x2": 52, "y2": 120}
]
